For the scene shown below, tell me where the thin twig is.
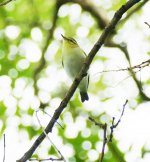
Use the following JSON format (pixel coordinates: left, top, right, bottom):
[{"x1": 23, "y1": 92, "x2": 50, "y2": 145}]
[
  {"x1": 40, "y1": 109, "x2": 64, "y2": 129},
  {"x1": 88, "y1": 118, "x2": 107, "y2": 162},
  {"x1": 111, "y1": 68, "x2": 142, "y2": 88},
  {"x1": 109, "y1": 100, "x2": 128, "y2": 142},
  {"x1": 88, "y1": 117, "x2": 103, "y2": 128},
  {"x1": 100, "y1": 123, "x2": 107, "y2": 162},
  {"x1": 114, "y1": 100, "x2": 128, "y2": 127},
  {"x1": 29, "y1": 157, "x2": 63, "y2": 161},
  {"x1": 33, "y1": 110, "x2": 66, "y2": 162},
  {"x1": 144, "y1": 22, "x2": 150, "y2": 28},
  {"x1": 3, "y1": 134, "x2": 6, "y2": 162},
  {"x1": 0, "y1": 0, "x2": 15, "y2": 6},
  {"x1": 97, "y1": 59, "x2": 150, "y2": 73},
  {"x1": 109, "y1": 117, "x2": 115, "y2": 142}
]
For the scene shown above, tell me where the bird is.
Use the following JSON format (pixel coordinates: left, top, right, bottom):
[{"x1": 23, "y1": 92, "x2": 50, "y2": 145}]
[{"x1": 61, "y1": 34, "x2": 89, "y2": 102}]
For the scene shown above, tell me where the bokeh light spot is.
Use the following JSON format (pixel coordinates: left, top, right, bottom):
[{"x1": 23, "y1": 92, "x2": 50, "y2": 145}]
[{"x1": 5, "y1": 25, "x2": 20, "y2": 39}]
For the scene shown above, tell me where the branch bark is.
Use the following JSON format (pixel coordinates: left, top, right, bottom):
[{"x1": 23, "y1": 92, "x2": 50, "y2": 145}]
[
  {"x1": 0, "y1": 0, "x2": 15, "y2": 6},
  {"x1": 120, "y1": 0, "x2": 149, "y2": 24},
  {"x1": 17, "y1": 0, "x2": 142, "y2": 161}
]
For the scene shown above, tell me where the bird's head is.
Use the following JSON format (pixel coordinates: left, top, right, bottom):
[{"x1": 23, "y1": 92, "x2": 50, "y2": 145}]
[{"x1": 61, "y1": 34, "x2": 78, "y2": 48}]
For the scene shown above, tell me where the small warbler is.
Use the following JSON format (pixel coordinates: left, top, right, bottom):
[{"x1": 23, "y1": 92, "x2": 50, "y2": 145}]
[{"x1": 61, "y1": 34, "x2": 89, "y2": 102}]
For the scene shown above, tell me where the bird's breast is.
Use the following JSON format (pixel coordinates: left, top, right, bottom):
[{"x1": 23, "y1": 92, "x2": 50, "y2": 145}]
[{"x1": 63, "y1": 48, "x2": 85, "y2": 78}]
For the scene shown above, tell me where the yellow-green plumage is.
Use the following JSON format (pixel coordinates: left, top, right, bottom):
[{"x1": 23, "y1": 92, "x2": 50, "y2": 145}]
[{"x1": 61, "y1": 35, "x2": 89, "y2": 102}]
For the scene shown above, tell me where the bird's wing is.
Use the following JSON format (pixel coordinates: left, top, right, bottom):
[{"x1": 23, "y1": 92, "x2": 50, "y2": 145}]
[
  {"x1": 62, "y1": 55, "x2": 64, "y2": 67},
  {"x1": 62, "y1": 59, "x2": 64, "y2": 67},
  {"x1": 87, "y1": 75, "x2": 89, "y2": 89},
  {"x1": 81, "y1": 49, "x2": 89, "y2": 89},
  {"x1": 80, "y1": 46, "x2": 87, "y2": 57},
  {"x1": 78, "y1": 45, "x2": 87, "y2": 57},
  {"x1": 83, "y1": 51, "x2": 87, "y2": 57}
]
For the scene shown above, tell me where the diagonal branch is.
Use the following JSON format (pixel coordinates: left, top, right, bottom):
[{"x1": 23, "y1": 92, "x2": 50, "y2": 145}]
[
  {"x1": 121, "y1": 0, "x2": 149, "y2": 24},
  {"x1": 69, "y1": 0, "x2": 150, "y2": 101},
  {"x1": 0, "y1": 0, "x2": 15, "y2": 6},
  {"x1": 17, "y1": 0, "x2": 142, "y2": 161},
  {"x1": 62, "y1": 0, "x2": 109, "y2": 29}
]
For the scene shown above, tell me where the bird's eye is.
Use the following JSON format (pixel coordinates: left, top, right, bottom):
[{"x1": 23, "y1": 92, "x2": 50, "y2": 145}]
[{"x1": 71, "y1": 40, "x2": 77, "y2": 44}]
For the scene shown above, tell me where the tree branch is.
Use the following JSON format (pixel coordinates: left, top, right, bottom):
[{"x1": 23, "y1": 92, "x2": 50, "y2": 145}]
[
  {"x1": 62, "y1": 0, "x2": 109, "y2": 29},
  {"x1": 121, "y1": 0, "x2": 149, "y2": 24},
  {"x1": 17, "y1": 0, "x2": 142, "y2": 161},
  {"x1": 0, "y1": 0, "x2": 15, "y2": 6}
]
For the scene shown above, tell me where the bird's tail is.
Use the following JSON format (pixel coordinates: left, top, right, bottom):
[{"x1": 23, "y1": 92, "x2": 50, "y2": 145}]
[{"x1": 80, "y1": 92, "x2": 89, "y2": 102}]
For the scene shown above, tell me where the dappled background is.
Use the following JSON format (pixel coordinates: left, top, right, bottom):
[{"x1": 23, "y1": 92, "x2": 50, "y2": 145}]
[{"x1": 0, "y1": 0, "x2": 150, "y2": 161}]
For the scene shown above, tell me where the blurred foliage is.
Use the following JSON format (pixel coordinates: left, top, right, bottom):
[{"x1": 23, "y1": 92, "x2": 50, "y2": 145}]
[{"x1": 0, "y1": 0, "x2": 149, "y2": 161}]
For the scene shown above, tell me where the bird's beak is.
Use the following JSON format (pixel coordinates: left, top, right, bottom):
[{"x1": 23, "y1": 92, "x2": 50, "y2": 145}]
[{"x1": 61, "y1": 34, "x2": 67, "y2": 40}]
